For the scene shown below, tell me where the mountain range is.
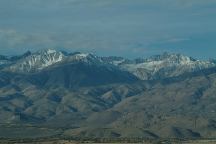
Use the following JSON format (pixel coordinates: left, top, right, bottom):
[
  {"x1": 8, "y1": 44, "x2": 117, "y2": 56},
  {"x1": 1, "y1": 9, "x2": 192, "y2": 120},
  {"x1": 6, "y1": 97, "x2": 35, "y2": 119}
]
[{"x1": 0, "y1": 49, "x2": 216, "y2": 139}]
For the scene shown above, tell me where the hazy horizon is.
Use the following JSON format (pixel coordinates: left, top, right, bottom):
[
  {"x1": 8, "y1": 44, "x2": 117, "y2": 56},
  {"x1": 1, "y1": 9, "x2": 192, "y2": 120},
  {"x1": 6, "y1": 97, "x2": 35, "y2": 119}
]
[
  {"x1": 1, "y1": 48, "x2": 215, "y2": 61},
  {"x1": 0, "y1": 0, "x2": 216, "y2": 59}
]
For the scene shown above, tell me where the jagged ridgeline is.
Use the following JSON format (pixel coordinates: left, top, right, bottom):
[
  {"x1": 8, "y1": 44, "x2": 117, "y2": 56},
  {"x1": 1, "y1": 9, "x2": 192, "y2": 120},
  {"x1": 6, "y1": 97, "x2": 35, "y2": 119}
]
[
  {"x1": 1, "y1": 49, "x2": 216, "y2": 79},
  {"x1": 0, "y1": 49, "x2": 216, "y2": 139}
]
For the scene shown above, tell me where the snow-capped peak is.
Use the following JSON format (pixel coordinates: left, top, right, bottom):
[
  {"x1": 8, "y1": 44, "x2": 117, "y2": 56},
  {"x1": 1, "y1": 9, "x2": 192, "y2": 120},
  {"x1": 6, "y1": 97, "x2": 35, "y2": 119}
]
[
  {"x1": 5, "y1": 49, "x2": 104, "y2": 73},
  {"x1": 75, "y1": 53, "x2": 89, "y2": 58},
  {"x1": 46, "y1": 49, "x2": 57, "y2": 54},
  {"x1": 36, "y1": 49, "x2": 58, "y2": 55},
  {"x1": 72, "y1": 53, "x2": 90, "y2": 60},
  {"x1": 69, "y1": 52, "x2": 104, "y2": 65},
  {"x1": 7, "y1": 49, "x2": 65, "y2": 72},
  {"x1": 113, "y1": 52, "x2": 216, "y2": 80}
]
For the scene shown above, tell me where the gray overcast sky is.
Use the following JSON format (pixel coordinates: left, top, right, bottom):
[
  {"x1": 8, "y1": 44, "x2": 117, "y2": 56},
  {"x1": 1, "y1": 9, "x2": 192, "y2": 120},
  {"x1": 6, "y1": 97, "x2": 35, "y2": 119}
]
[{"x1": 0, "y1": 0, "x2": 216, "y2": 59}]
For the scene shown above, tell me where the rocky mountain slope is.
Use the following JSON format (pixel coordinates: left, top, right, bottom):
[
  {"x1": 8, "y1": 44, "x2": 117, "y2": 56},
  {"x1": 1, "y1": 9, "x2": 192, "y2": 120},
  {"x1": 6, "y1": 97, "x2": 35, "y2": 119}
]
[{"x1": 0, "y1": 49, "x2": 216, "y2": 139}]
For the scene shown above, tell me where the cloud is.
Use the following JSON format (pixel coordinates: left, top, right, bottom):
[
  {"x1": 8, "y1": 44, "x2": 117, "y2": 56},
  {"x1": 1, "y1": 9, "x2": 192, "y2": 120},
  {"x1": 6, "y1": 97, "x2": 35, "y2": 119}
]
[
  {"x1": 0, "y1": 30, "x2": 54, "y2": 48},
  {"x1": 0, "y1": 0, "x2": 215, "y2": 58},
  {"x1": 0, "y1": 29, "x2": 134, "y2": 54},
  {"x1": 164, "y1": 38, "x2": 190, "y2": 43}
]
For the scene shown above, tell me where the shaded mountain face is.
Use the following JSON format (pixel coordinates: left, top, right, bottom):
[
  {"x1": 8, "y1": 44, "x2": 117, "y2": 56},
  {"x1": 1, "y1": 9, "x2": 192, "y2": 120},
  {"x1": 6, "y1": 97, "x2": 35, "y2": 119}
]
[
  {"x1": 26, "y1": 62, "x2": 137, "y2": 89},
  {"x1": 0, "y1": 50, "x2": 138, "y2": 89},
  {"x1": 0, "y1": 49, "x2": 216, "y2": 139}
]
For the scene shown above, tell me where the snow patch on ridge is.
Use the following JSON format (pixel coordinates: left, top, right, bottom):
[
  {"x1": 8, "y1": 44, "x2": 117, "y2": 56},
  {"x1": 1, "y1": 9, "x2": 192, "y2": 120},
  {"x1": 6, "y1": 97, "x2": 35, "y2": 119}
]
[{"x1": 8, "y1": 49, "x2": 65, "y2": 72}]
